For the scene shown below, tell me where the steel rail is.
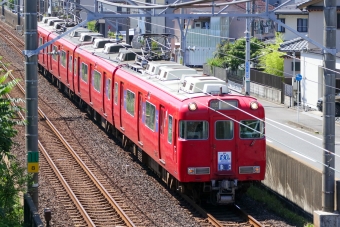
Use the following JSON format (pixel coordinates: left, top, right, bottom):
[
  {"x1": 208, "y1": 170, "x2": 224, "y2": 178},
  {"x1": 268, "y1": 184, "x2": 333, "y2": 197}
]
[{"x1": 4, "y1": 58, "x2": 136, "y2": 226}]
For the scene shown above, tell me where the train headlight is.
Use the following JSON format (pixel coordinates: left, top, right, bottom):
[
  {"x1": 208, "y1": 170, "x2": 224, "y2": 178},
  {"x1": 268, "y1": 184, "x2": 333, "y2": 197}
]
[
  {"x1": 188, "y1": 102, "x2": 197, "y2": 111},
  {"x1": 253, "y1": 166, "x2": 260, "y2": 173},
  {"x1": 188, "y1": 168, "x2": 196, "y2": 174},
  {"x1": 250, "y1": 101, "x2": 258, "y2": 110}
]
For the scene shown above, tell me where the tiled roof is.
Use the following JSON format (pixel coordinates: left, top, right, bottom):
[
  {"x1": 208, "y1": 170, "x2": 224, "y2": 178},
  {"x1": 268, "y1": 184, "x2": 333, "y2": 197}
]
[
  {"x1": 279, "y1": 37, "x2": 308, "y2": 52},
  {"x1": 297, "y1": 0, "x2": 322, "y2": 9},
  {"x1": 274, "y1": 3, "x2": 309, "y2": 14}
]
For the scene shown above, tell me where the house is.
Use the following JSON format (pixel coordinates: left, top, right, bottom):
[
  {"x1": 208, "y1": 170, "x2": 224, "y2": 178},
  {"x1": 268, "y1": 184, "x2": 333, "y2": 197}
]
[
  {"x1": 173, "y1": 0, "x2": 275, "y2": 66},
  {"x1": 294, "y1": 0, "x2": 340, "y2": 110}
]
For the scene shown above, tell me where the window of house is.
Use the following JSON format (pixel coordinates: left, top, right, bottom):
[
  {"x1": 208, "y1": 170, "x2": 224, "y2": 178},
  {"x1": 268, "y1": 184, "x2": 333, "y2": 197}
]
[
  {"x1": 297, "y1": 18, "x2": 308, "y2": 32},
  {"x1": 52, "y1": 45, "x2": 58, "y2": 61},
  {"x1": 69, "y1": 56, "x2": 73, "y2": 73},
  {"x1": 215, "y1": 121, "x2": 233, "y2": 140},
  {"x1": 81, "y1": 62, "x2": 88, "y2": 82},
  {"x1": 105, "y1": 78, "x2": 111, "y2": 100},
  {"x1": 277, "y1": 18, "x2": 285, "y2": 32},
  {"x1": 60, "y1": 50, "x2": 66, "y2": 68},
  {"x1": 291, "y1": 62, "x2": 301, "y2": 71},
  {"x1": 337, "y1": 14, "x2": 340, "y2": 29},
  {"x1": 114, "y1": 82, "x2": 118, "y2": 104},
  {"x1": 168, "y1": 115, "x2": 173, "y2": 144},
  {"x1": 93, "y1": 70, "x2": 101, "y2": 92},
  {"x1": 126, "y1": 90, "x2": 135, "y2": 116},
  {"x1": 145, "y1": 101, "x2": 156, "y2": 131}
]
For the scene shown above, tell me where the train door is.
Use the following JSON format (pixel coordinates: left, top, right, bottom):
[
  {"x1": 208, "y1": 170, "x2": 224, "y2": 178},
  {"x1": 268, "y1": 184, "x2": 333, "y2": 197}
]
[
  {"x1": 210, "y1": 115, "x2": 236, "y2": 174},
  {"x1": 137, "y1": 92, "x2": 143, "y2": 145},
  {"x1": 119, "y1": 82, "x2": 125, "y2": 131},
  {"x1": 158, "y1": 106, "x2": 165, "y2": 161},
  {"x1": 66, "y1": 51, "x2": 69, "y2": 85}
]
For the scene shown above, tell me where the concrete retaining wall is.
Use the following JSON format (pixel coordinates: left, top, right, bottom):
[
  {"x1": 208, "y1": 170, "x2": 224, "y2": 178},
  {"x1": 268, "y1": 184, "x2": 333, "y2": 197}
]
[
  {"x1": 265, "y1": 144, "x2": 322, "y2": 215},
  {"x1": 250, "y1": 83, "x2": 281, "y2": 103}
]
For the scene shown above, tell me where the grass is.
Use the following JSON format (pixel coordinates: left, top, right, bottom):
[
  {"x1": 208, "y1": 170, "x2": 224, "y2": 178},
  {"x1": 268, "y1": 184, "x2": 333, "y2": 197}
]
[{"x1": 246, "y1": 185, "x2": 313, "y2": 227}]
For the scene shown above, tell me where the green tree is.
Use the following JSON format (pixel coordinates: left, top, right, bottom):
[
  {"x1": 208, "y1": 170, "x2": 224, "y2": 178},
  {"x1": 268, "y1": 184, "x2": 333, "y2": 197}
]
[
  {"x1": 258, "y1": 33, "x2": 285, "y2": 77},
  {"x1": 87, "y1": 20, "x2": 99, "y2": 32},
  {"x1": 0, "y1": 71, "x2": 29, "y2": 226},
  {"x1": 207, "y1": 38, "x2": 263, "y2": 70},
  {"x1": 8, "y1": 0, "x2": 15, "y2": 10}
]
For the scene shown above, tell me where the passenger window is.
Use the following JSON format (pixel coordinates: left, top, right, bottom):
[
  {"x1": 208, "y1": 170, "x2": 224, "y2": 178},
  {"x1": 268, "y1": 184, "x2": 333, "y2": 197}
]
[
  {"x1": 168, "y1": 115, "x2": 173, "y2": 144},
  {"x1": 215, "y1": 121, "x2": 233, "y2": 140},
  {"x1": 93, "y1": 70, "x2": 101, "y2": 92},
  {"x1": 74, "y1": 58, "x2": 77, "y2": 76},
  {"x1": 240, "y1": 120, "x2": 264, "y2": 139},
  {"x1": 81, "y1": 62, "x2": 88, "y2": 82},
  {"x1": 179, "y1": 121, "x2": 208, "y2": 140},
  {"x1": 106, "y1": 78, "x2": 111, "y2": 100},
  {"x1": 114, "y1": 82, "x2": 118, "y2": 104},
  {"x1": 52, "y1": 45, "x2": 58, "y2": 61},
  {"x1": 145, "y1": 101, "x2": 156, "y2": 131},
  {"x1": 126, "y1": 90, "x2": 135, "y2": 116},
  {"x1": 60, "y1": 50, "x2": 66, "y2": 67},
  {"x1": 69, "y1": 56, "x2": 73, "y2": 73}
]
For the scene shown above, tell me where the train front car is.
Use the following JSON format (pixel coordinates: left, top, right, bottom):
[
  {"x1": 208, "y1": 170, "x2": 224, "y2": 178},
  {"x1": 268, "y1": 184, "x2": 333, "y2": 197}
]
[{"x1": 176, "y1": 78, "x2": 265, "y2": 205}]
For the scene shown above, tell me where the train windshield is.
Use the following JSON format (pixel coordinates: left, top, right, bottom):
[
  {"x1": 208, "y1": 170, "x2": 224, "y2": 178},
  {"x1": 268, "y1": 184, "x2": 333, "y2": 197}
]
[
  {"x1": 239, "y1": 120, "x2": 264, "y2": 139},
  {"x1": 179, "y1": 121, "x2": 208, "y2": 140}
]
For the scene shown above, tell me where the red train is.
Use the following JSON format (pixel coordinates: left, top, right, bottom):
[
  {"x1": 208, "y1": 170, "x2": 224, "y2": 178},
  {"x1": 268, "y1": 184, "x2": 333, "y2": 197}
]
[{"x1": 37, "y1": 17, "x2": 266, "y2": 204}]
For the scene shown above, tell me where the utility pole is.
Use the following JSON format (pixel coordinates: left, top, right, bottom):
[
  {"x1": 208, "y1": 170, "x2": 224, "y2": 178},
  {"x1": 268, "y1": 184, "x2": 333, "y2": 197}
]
[
  {"x1": 24, "y1": 0, "x2": 39, "y2": 209},
  {"x1": 244, "y1": 1, "x2": 250, "y2": 95},
  {"x1": 322, "y1": 0, "x2": 336, "y2": 212}
]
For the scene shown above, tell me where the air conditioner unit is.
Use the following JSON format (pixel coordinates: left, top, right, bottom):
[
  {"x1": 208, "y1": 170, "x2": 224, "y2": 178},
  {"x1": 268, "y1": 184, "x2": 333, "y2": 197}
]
[
  {"x1": 264, "y1": 27, "x2": 269, "y2": 33},
  {"x1": 195, "y1": 22, "x2": 202, "y2": 28}
]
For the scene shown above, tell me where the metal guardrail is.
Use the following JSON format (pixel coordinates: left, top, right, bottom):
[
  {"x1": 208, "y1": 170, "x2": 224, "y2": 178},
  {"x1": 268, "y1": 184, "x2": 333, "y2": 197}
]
[{"x1": 24, "y1": 193, "x2": 44, "y2": 227}]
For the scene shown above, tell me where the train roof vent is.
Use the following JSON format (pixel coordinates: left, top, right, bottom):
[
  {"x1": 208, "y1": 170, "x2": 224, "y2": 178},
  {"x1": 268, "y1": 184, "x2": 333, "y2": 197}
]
[
  {"x1": 180, "y1": 76, "x2": 228, "y2": 94},
  {"x1": 79, "y1": 32, "x2": 103, "y2": 42},
  {"x1": 103, "y1": 43, "x2": 131, "y2": 54},
  {"x1": 159, "y1": 68, "x2": 197, "y2": 81}
]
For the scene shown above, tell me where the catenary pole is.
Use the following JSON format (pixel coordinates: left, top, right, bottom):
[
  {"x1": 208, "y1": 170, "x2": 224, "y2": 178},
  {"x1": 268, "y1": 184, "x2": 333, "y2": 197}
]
[
  {"x1": 244, "y1": 1, "x2": 250, "y2": 95},
  {"x1": 322, "y1": 0, "x2": 336, "y2": 212},
  {"x1": 24, "y1": 0, "x2": 38, "y2": 209}
]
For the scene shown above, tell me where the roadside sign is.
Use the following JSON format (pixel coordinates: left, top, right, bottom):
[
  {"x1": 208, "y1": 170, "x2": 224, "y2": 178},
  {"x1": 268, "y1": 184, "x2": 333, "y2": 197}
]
[
  {"x1": 28, "y1": 163, "x2": 39, "y2": 173},
  {"x1": 245, "y1": 61, "x2": 250, "y2": 81},
  {"x1": 27, "y1": 151, "x2": 39, "y2": 173},
  {"x1": 295, "y1": 74, "x2": 302, "y2": 81}
]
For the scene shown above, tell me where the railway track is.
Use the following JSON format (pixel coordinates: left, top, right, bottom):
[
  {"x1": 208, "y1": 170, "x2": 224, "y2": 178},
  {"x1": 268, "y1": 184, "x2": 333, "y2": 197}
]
[
  {"x1": 4, "y1": 61, "x2": 138, "y2": 226},
  {"x1": 0, "y1": 19, "x2": 286, "y2": 226}
]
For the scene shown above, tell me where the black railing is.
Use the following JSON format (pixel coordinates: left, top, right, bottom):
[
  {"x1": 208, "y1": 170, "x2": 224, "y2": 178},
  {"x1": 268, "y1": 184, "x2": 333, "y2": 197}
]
[{"x1": 24, "y1": 193, "x2": 43, "y2": 227}]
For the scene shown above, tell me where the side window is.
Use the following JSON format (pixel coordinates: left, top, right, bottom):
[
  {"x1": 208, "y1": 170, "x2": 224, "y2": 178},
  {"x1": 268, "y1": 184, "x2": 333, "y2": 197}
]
[
  {"x1": 105, "y1": 78, "x2": 111, "y2": 100},
  {"x1": 179, "y1": 121, "x2": 208, "y2": 140},
  {"x1": 69, "y1": 56, "x2": 73, "y2": 73},
  {"x1": 168, "y1": 115, "x2": 173, "y2": 144},
  {"x1": 114, "y1": 82, "x2": 118, "y2": 104},
  {"x1": 74, "y1": 58, "x2": 77, "y2": 76},
  {"x1": 60, "y1": 50, "x2": 66, "y2": 67},
  {"x1": 93, "y1": 70, "x2": 101, "y2": 92},
  {"x1": 52, "y1": 45, "x2": 58, "y2": 61},
  {"x1": 215, "y1": 121, "x2": 233, "y2": 140},
  {"x1": 39, "y1": 37, "x2": 43, "y2": 54},
  {"x1": 81, "y1": 62, "x2": 88, "y2": 82},
  {"x1": 126, "y1": 90, "x2": 135, "y2": 116},
  {"x1": 145, "y1": 101, "x2": 156, "y2": 131}
]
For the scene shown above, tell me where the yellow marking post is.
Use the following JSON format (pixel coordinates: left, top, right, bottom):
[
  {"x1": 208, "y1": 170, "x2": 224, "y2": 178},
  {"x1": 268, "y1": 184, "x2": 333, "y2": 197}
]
[{"x1": 27, "y1": 163, "x2": 39, "y2": 173}]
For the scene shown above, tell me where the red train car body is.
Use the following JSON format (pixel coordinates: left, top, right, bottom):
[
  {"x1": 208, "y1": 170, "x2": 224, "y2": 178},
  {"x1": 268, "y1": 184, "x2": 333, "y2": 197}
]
[{"x1": 37, "y1": 18, "x2": 266, "y2": 204}]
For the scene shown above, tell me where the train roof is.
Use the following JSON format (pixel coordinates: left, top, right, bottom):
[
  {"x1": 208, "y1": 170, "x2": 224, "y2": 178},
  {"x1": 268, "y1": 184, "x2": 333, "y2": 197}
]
[{"x1": 38, "y1": 21, "x2": 230, "y2": 101}]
